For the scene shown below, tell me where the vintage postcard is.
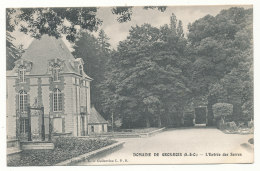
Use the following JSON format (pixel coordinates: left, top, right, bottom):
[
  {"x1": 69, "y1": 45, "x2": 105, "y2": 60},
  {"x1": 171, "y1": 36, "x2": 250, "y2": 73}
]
[{"x1": 5, "y1": 4, "x2": 254, "y2": 166}]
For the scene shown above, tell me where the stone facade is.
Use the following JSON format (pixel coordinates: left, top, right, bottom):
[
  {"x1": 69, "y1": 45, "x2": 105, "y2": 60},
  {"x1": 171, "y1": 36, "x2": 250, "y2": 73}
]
[{"x1": 6, "y1": 36, "x2": 107, "y2": 139}]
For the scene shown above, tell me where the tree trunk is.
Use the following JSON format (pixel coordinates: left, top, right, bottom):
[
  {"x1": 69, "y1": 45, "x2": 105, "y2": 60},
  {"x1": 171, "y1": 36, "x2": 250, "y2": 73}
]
[
  {"x1": 181, "y1": 107, "x2": 184, "y2": 126},
  {"x1": 164, "y1": 106, "x2": 171, "y2": 127},
  {"x1": 158, "y1": 114, "x2": 162, "y2": 128},
  {"x1": 146, "y1": 116, "x2": 150, "y2": 128}
]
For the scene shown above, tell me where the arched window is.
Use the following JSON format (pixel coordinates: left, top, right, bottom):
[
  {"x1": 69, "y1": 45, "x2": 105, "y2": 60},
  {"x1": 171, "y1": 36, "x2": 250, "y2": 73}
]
[
  {"x1": 19, "y1": 90, "x2": 27, "y2": 112},
  {"x1": 53, "y1": 65, "x2": 60, "y2": 81},
  {"x1": 53, "y1": 88, "x2": 62, "y2": 112},
  {"x1": 79, "y1": 65, "x2": 83, "y2": 75},
  {"x1": 19, "y1": 66, "x2": 26, "y2": 82}
]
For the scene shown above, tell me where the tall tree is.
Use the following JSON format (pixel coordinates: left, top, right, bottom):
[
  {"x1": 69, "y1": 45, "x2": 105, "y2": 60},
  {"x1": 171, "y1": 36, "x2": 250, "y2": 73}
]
[
  {"x1": 72, "y1": 30, "x2": 111, "y2": 112},
  {"x1": 100, "y1": 14, "x2": 191, "y2": 128},
  {"x1": 6, "y1": 9, "x2": 22, "y2": 70},
  {"x1": 72, "y1": 32, "x2": 102, "y2": 106},
  {"x1": 7, "y1": 7, "x2": 167, "y2": 42},
  {"x1": 97, "y1": 29, "x2": 111, "y2": 53},
  {"x1": 170, "y1": 13, "x2": 177, "y2": 33},
  {"x1": 188, "y1": 7, "x2": 253, "y2": 123},
  {"x1": 177, "y1": 20, "x2": 184, "y2": 38}
]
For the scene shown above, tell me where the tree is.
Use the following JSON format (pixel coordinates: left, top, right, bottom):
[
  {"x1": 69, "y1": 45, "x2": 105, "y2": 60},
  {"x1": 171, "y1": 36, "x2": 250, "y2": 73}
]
[
  {"x1": 170, "y1": 13, "x2": 177, "y2": 33},
  {"x1": 6, "y1": 33, "x2": 23, "y2": 70},
  {"x1": 112, "y1": 6, "x2": 166, "y2": 23},
  {"x1": 97, "y1": 29, "x2": 111, "y2": 53},
  {"x1": 72, "y1": 31, "x2": 107, "y2": 108},
  {"x1": 212, "y1": 103, "x2": 233, "y2": 119},
  {"x1": 94, "y1": 30, "x2": 111, "y2": 110},
  {"x1": 188, "y1": 7, "x2": 253, "y2": 124},
  {"x1": 212, "y1": 103, "x2": 233, "y2": 128},
  {"x1": 11, "y1": 8, "x2": 102, "y2": 42},
  {"x1": 100, "y1": 13, "x2": 191, "y2": 128},
  {"x1": 7, "y1": 7, "x2": 167, "y2": 42},
  {"x1": 6, "y1": 7, "x2": 167, "y2": 70},
  {"x1": 6, "y1": 9, "x2": 23, "y2": 70}
]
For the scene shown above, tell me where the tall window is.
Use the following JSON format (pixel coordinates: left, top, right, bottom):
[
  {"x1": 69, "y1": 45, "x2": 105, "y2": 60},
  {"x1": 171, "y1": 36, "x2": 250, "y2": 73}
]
[
  {"x1": 53, "y1": 65, "x2": 60, "y2": 81},
  {"x1": 19, "y1": 90, "x2": 27, "y2": 112},
  {"x1": 20, "y1": 118, "x2": 29, "y2": 133},
  {"x1": 19, "y1": 67, "x2": 26, "y2": 82},
  {"x1": 53, "y1": 88, "x2": 62, "y2": 112}
]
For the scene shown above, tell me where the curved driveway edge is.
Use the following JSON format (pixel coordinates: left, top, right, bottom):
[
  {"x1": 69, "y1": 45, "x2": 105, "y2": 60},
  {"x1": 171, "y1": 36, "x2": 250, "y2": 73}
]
[
  {"x1": 139, "y1": 127, "x2": 165, "y2": 137},
  {"x1": 55, "y1": 142, "x2": 125, "y2": 166}
]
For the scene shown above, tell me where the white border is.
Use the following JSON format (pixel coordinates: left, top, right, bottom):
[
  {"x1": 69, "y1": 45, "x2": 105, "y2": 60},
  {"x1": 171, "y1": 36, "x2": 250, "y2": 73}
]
[{"x1": 0, "y1": 1, "x2": 259, "y2": 171}]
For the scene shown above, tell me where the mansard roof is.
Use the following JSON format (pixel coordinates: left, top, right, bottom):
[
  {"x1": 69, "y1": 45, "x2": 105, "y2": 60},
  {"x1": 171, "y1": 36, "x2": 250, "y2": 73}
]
[
  {"x1": 89, "y1": 106, "x2": 108, "y2": 124},
  {"x1": 8, "y1": 35, "x2": 92, "y2": 80}
]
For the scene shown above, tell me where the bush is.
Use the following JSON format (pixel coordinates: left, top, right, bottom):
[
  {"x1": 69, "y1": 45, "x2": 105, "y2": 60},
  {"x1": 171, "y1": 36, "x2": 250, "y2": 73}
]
[
  {"x1": 248, "y1": 120, "x2": 254, "y2": 128},
  {"x1": 212, "y1": 103, "x2": 233, "y2": 120},
  {"x1": 248, "y1": 138, "x2": 254, "y2": 144},
  {"x1": 225, "y1": 121, "x2": 238, "y2": 132}
]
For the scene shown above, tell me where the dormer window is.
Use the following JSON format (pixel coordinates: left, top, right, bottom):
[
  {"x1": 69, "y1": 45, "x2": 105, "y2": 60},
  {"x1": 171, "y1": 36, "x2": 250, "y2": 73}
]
[
  {"x1": 79, "y1": 65, "x2": 83, "y2": 75},
  {"x1": 53, "y1": 64, "x2": 60, "y2": 81},
  {"x1": 18, "y1": 66, "x2": 26, "y2": 83}
]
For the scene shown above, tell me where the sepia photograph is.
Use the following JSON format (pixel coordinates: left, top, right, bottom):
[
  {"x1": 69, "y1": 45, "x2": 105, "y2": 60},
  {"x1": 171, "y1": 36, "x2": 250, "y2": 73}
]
[{"x1": 4, "y1": 3, "x2": 254, "y2": 166}]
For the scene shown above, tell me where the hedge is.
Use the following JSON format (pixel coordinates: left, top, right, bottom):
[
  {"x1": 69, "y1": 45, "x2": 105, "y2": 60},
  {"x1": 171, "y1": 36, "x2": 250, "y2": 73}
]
[{"x1": 212, "y1": 103, "x2": 233, "y2": 119}]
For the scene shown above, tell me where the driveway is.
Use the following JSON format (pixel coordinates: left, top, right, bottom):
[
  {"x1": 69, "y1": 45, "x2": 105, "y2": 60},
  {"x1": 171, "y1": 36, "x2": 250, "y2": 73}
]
[{"x1": 77, "y1": 128, "x2": 253, "y2": 165}]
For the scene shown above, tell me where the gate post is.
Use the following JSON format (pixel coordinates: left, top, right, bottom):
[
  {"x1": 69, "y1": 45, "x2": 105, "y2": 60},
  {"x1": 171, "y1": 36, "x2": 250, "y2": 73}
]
[
  {"x1": 41, "y1": 107, "x2": 45, "y2": 141},
  {"x1": 27, "y1": 107, "x2": 32, "y2": 141}
]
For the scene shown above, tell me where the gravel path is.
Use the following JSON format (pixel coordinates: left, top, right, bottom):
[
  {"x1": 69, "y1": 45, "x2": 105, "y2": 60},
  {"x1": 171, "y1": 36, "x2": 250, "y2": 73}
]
[{"x1": 77, "y1": 128, "x2": 253, "y2": 165}]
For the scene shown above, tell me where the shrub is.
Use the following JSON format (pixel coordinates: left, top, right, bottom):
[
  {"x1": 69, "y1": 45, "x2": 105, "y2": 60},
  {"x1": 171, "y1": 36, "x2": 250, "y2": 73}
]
[
  {"x1": 248, "y1": 138, "x2": 254, "y2": 144},
  {"x1": 248, "y1": 120, "x2": 254, "y2": 128},
  {"x1": 212, "y1": 103, "x2": 233, "y2": 120},
  {"x1": 225, "y1": 121, "x2": 238, "y2": 132}
]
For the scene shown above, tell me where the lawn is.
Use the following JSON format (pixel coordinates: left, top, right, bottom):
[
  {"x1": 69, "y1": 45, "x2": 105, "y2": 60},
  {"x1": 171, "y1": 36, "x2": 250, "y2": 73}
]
[
  {"x1": 8, "y1": 137, "x2": 116, "y2": 166},
  {"x1": 126, "y1": 127, "x2": 159, "y2": 133}
]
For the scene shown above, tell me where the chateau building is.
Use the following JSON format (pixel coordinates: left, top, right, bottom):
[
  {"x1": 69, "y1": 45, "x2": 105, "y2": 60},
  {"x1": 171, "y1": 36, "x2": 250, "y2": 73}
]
[{"x1": 6, "y1": 35, "x2": 108, "y2": 140}]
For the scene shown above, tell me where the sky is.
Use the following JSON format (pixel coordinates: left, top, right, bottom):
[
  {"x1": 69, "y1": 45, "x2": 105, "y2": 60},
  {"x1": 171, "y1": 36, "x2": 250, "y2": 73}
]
[{"x1": 11, "y1": 5, "x2": 251, "y2": 51}]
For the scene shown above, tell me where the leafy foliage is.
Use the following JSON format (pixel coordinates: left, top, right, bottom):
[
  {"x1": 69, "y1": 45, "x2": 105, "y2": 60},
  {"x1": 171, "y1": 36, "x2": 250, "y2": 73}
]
[
  {"x1": 6, "y1": 9, "x2": 24, "y2": 70},
  {"x1": 6, "y1": 6, "x2": 167, "y2": 69},
  {"x1": 13, "y1": 8, "x2": 102, "y2": 42},
  {"x1": 72, "y1": 30, "x2": 111, "y2": 110},
  {"x1": 188, "y1": 7, "x2": 253, "y2": 123},
  {"x1": 212, "y1": 103, "x2": 233, "y2": 118},
  {"x1": 7, "y1": 7, "x2": 253, "y2": 128},
  {"x1": 99, "y1": 13, "x2": 191, "y2": 128}
]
